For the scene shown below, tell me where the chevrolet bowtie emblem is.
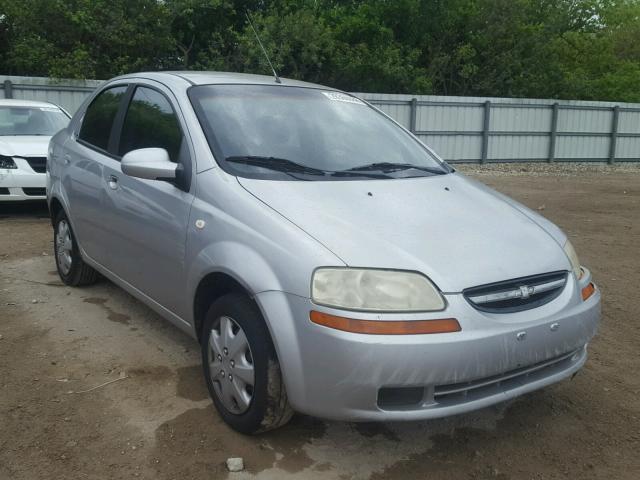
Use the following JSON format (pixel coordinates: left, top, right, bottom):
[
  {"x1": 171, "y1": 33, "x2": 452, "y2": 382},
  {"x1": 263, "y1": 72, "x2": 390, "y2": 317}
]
[{"x1": 519, "y1": 285, "x2": 535, "y2": 299}]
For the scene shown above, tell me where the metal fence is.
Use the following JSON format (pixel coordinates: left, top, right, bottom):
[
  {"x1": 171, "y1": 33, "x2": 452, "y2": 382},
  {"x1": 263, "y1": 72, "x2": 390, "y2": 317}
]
[
  {"x1": 357, "y1": 92, "x2": 640, "y2": 164},
  {"x1": 0, "y1": 75, "x2": 103, "y2": 116},
  {"x1": 2, "y1": 75, "x2": 639, "y2": 164}
]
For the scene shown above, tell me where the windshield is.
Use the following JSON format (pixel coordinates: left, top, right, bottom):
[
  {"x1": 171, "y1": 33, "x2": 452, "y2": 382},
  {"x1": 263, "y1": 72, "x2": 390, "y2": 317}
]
[
  {"x1": 189, "y1": 85, "x2": 450, "y2": 180},
  {"x1": 0, "y1": 106, "x2": 70, "y2": 136}
]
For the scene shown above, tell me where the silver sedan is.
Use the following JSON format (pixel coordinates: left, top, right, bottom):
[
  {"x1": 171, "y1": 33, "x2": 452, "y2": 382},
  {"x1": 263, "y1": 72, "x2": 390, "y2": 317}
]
[{"x1": 47, "y1": 72, "x2": 600, "y2": 434}]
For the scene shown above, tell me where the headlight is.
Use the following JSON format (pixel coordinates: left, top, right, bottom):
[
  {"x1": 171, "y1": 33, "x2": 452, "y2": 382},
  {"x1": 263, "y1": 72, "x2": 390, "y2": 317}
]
[
  {"x1": 563, "y1": 240, "x2": 582, "y2": 279},
  {"x1": 311, "y1": 268, "x2": 445, "y2": 312},
  {"x1": 0, "y1": 155, "x2": 17, "y2": 169}
]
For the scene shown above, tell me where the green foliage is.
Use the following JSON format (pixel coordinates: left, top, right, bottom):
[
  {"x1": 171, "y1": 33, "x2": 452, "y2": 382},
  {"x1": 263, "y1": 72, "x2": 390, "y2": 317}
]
[
  {"x1": 237, "y1": 7, "x2": 336, "y2": 83},
  {"x1": 0, "y1": 0, "x2": 639, "y2": 101},
  {"x1": 0, "y1": 0, "x2": 173, "y2": 78}
]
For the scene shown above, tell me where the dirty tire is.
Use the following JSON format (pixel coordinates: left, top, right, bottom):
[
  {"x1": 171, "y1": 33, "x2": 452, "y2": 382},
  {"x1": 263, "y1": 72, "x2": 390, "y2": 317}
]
[
  {"x1": 201, "y1": 293, "x2": 293, "y2": 434},
  {"x1": 53, "y1": 209, "x2": 100, "y2": 286}
]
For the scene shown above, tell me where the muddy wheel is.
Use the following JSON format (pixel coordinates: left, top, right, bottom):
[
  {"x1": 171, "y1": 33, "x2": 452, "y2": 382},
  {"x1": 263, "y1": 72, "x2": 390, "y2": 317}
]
[
  {"x1": 201, "y1": 293, "x2": 293, "y2": 434},
  {"x1": 53, "y1": 210, "x2": 99, "y2": 286}
]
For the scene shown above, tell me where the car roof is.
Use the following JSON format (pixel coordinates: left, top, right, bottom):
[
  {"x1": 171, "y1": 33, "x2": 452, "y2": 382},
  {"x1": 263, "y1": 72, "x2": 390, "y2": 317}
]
[
  {"x1": 117, "y1": 71, "x2": 338, "y2": 91},
  {"x1": 0, "y1": 98, "x2": 63, "y2": 109}
]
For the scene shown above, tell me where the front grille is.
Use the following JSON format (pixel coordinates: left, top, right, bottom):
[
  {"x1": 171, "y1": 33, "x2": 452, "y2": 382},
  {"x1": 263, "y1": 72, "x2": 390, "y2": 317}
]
[
  {"x1": 22, "y1": 187, "x2": 46, "y2": 196},
  {"x1": 24, "y1": 156, "x2": 47, "y2": 173},
  {"x1": 0, "y1": 187, "x2": 9, "y2": 195},
  {"x1": 434, "y1": 348, "x2": 583, "y2": 406},
  {"x1": 464, "y1": 271, "x2": 567, "y2": 313}
]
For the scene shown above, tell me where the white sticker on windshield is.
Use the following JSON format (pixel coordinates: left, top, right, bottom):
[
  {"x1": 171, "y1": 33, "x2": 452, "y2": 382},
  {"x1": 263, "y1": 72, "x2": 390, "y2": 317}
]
[{"x1": 322, "y1": 91, "x2": 365, "y2": 105}]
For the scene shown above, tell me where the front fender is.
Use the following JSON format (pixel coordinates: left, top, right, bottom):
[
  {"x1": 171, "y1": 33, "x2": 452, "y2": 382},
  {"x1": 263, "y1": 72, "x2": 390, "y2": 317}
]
[{"x1": 186, "y1": 240, "x2": 284, "y2": 308}]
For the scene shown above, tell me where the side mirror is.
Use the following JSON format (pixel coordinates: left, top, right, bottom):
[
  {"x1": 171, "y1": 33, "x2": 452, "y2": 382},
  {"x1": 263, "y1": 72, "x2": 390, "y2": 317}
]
[{"x1": 121, "y1": 148, "x2": 177, "y2": 180}]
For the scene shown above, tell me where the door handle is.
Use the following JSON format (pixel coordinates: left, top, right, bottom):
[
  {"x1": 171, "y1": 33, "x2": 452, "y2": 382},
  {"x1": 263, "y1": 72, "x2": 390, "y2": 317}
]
[
  {"x1": 63, "y1": 154, "x2": 71, "y2": 165},
  {"x1": 108, "y1": 175, "x2": 119, "y2": 190}
]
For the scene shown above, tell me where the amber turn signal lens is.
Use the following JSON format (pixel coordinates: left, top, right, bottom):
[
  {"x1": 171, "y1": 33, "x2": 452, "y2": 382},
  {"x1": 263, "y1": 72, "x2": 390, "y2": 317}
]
[
  {"x1": 309, "y1": 311, "x2": 461, "y2": 335},
  {"x1": 581, "y1": 282, "x2": 596, "y2": 301}
]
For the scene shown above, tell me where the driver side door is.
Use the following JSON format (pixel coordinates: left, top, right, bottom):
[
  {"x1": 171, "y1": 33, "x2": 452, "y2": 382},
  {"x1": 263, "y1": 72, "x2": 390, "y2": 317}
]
[{"x1": 100, "y1": 83, "x2": 195, "y2": 317}]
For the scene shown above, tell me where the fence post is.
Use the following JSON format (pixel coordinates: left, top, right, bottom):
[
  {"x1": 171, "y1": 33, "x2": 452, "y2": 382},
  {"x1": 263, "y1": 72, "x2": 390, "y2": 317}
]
[
  {"x1": 548, "y1": 102, "x2": 559, "y2": 163},
  {"x1": 409, "y1": 97, "x2": 418, "y2": 133},
  {"x1": 609, "y1": 106, "x2": 619, "y2": 164},
  {"x1": 3, "y1": 80, "x2": 12, "y2": 99},
  {"x1": 481, "y1": 100, "x2": 491, "y2": 164}
]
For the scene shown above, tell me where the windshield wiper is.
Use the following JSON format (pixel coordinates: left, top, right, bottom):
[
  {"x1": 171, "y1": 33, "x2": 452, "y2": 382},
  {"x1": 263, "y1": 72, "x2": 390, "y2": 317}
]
[
  {"x1": 330, "y1": 170, "x2": 393, "y2": 179},
  {"x1": 226, "y1": 156, "x2": 327, "y2": 176},
  {"x1": 344, "y1": 162, "x2": 447, "y2": 175}
]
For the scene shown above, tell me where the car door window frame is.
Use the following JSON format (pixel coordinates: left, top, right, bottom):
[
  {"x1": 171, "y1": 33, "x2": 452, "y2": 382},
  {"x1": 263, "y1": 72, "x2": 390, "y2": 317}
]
[
  {"x1": 76, "y1": 83, "x2": 133, "y2": 160},
  {"x1": 110, "y1": 83, "x2": 193, "y2": 192},
  {"x1": 76, "y1": 80, "x2": 193, "y2": 192}
]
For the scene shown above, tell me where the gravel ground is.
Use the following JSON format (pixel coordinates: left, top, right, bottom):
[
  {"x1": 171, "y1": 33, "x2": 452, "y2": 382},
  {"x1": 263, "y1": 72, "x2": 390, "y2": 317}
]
[
  {"x1": 457, "y1": 161, "x2": 640, "y2": 177},
  {"x1": 1, "y1": 165, "x2": 639, "y2": 479}
]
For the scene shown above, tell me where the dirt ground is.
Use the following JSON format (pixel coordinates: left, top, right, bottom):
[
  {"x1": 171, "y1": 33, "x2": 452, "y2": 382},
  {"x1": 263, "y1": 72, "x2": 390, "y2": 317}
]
[{"x1": 1, "y1": 165, "x2": 639, "y2": 480}]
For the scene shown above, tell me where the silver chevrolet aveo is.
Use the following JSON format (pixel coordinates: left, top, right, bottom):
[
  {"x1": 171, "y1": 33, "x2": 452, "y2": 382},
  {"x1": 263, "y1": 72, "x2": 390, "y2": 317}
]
[{"x1": 47, "y1": 72, "x2": 600, "y2": 434}]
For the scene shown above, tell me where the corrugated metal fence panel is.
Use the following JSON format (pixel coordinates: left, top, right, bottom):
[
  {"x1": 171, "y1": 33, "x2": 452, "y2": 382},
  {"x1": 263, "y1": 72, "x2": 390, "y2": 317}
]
[
  {"x1": 556, "y1": 136, "x2": 611, "y2": 160},
  {"x1": 357, "y1": 91, "x2": 640, "y2": 163},
  {"x1": 491, "y1": 106, "x2": 552, "y2": 132},
  {"x1": 558, "y1": 108, "x2": 613, "y2": 133},
  {"x1": 416, "y1": 104, "x2": 484, "y2": 161},
  {"x1": 616, "y1": 138, "x2": 640, "y2": 159},
  {"x1": 617, "y1": 110, "x2": 640, "y2": 159},
  {"x1": 489, "y1": 135, "x2": 550, "y2": 161},
  {"x1": 418, "y1": 104, "x2": 484, "y2": 132},
  {"x1": 0, "y1": 75, "x2": 102, "y2": 114},
  {"x1": 1, "y1": 76, "x2": 639, "y2": 162},
  {"x1": 619, "y1": 111, "x2": 640, "y2": 134},
  {"x1": 424, "y1": 134, "x2": 483, "y2": 162}
]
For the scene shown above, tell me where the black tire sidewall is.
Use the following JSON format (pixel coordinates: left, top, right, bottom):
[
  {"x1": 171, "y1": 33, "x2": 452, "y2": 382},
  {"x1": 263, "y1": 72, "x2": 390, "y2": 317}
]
[{"x1": 201, "y1": 294, "x2": 274, "y2": 434}]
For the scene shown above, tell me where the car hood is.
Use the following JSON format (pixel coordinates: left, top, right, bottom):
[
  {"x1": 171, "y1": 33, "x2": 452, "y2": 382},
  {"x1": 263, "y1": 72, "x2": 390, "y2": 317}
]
[
  {"x1": 0, "y1": 136, "x2": 50, "y2": 157},
  {"x1": 237, "y1": 172, "x2": 571, "y2": 292}
]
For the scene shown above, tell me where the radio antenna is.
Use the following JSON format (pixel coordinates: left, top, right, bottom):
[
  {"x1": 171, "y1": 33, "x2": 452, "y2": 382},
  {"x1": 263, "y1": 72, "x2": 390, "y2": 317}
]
[{"x1": 245, "y1": 12, "x2": 281, "y2": 84}]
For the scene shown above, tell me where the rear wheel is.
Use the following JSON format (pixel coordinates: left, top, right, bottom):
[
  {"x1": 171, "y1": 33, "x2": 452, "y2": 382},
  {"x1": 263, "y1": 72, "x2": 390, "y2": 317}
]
[
  {"x1": 201, "y1": 293, "x2": 293, "y2": 434},
  {"x1": 53, "y1": 210, "x2": 99, "y2": 286}
]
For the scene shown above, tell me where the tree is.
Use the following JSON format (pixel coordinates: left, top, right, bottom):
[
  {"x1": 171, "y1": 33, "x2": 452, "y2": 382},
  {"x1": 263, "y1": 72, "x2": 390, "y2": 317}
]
[
  {"x1": 0, "y1": 0, "x2": 174, "y2": 78},
  {"x1": 0, "y1": 0, "x2": 639, "y2": 101}
]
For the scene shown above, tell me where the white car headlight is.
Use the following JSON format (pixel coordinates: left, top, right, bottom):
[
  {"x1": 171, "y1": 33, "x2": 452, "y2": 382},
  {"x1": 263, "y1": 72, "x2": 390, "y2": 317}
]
[
  {"x1": 311, "y1": 268, "x2": 445, "y2": 312},
  {"x1": 563, "y1": 240, "x2": 582, "y2": 279}
]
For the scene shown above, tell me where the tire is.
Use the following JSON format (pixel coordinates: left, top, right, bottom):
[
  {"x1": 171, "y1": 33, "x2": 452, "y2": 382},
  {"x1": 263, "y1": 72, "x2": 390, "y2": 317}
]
[
  {"x1": 201, "y1": 293, "x2": 293, "y2": 434},
  {"x1": 53, "y1": 209, "x2": 100, "y2": 286}
]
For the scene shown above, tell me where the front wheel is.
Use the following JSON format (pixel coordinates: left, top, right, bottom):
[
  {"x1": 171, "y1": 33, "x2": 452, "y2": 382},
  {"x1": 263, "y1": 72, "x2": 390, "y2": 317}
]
[{"x1": 201, "y1": 293, "x2": 293, "y2": 434}]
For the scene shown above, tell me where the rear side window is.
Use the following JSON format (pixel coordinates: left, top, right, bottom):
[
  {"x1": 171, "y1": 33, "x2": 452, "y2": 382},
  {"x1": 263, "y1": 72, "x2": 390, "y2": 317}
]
[
  {"x1": 78, "y1": 86, "x2": 127, "y2": 151},
  {"x1": 118, "y1": 87, "x2": 182, "y2": 162}
]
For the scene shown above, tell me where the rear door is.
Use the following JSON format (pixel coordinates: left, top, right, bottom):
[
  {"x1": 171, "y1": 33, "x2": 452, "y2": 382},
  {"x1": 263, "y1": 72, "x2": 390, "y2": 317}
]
[
  {"x1": 99, "y1": 82, "x2": 195, "y2": 316},
  {"x1": 63, "y1": 84, "x2": 129, "y2": 265}
]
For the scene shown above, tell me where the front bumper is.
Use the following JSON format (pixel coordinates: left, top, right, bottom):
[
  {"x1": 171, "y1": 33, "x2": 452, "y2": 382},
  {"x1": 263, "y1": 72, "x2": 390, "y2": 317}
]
[
  {"x1": 256, "y1": 274, "x2": 600, "y2": 421},
  {"x1": 0, "y1": 159, "x2": 46, "y2": 201}
]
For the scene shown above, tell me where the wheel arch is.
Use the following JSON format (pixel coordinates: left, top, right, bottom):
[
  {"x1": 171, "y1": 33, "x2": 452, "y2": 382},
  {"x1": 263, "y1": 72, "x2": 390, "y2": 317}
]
[
  {"x1": 187, "y1": 240, "x2": 287, "y2": 340},
  {"x1": 49, "y1": 196, "x2": 65, "y2": 226},
  {"x1": 193, "y1": 271, "x2": 253, "y2": 343}
]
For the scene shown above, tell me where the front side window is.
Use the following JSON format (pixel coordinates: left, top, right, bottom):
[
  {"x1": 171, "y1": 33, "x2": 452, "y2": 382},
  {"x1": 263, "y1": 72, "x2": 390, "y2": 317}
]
[
  {"x1": 0, "y1": 106, "x2": 69, "y2": 136},
  {"x1": 189, "y1": 85, "x2": 450, "y2": 181},
  {"x1": 78, "y1": 85, "x2": 127, "y2": 151},
  {"x1": 118, "y1": 87, "x2": 182, "y2": 162}
]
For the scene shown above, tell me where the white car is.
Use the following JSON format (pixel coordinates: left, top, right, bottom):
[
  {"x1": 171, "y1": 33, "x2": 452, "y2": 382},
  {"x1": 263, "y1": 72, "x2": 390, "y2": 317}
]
[{"x1": 0, "y1": 99, "x2": 70, "y2": 201}]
